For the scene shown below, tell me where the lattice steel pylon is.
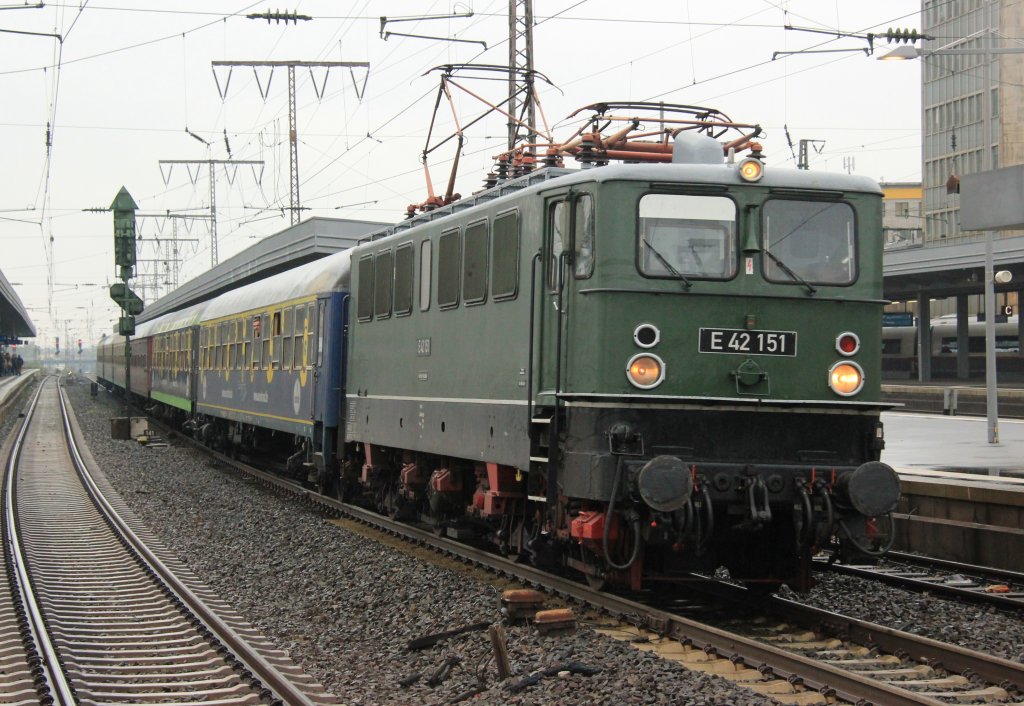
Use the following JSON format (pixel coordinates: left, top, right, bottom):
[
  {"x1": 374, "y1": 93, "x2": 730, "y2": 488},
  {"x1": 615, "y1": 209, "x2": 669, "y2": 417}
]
[
  {"x1": 212, "y1": 60, "x2": 370, "y2": 226},
  {"x1": 507, "y1": 0, "x2": 535, "y2": 151},
  {"x1": 157, "y1": 159, "x2": 264, "y2": 267}
]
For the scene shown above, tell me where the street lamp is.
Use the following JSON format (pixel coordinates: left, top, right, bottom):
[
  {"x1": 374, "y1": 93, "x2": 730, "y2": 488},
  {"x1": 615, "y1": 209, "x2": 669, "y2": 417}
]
[{"x1": 877, "y1": 28, "x2": 1018, "y2": 444}]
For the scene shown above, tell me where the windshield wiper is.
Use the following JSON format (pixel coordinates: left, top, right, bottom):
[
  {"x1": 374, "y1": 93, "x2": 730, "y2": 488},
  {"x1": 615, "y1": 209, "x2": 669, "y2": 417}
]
[
  {"x1": 643, "y1": 238, "x2": 692, "y2": 290},
  {"x1": 763, "y1": 249, "x2": 816, "y2": 295}
]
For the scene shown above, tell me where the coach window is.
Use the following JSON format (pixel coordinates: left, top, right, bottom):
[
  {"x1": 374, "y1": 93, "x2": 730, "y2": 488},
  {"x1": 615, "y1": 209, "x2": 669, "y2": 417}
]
[
  {"x1": 251, "y1": 316, "x2": 262, "y2": 369},
  {"x1": 262, "y1": 314, "x2": 272, "y2": 368},
  {"x1": 438, "y1": 228, "x2": 461, "y2": 309},
  {"x1": 374, "y1": 250, "x2": 394, "y2": 319},
  {"x1": 272, "y1": 311, "x2": 282, "y2": 369},
  {"x1": 237, "y1": 320, "x2": 245, "y2": 370},
  {"x1": 221, "y1": 323, "x2": 228, "y2": 370},
  {"x1": 419, "y1": 240, "x2": 432, "y2": 311},
  {"x1": 464, "y1": 220, "x2": 488, "y2": 305},
  {"x1": 294, "y1": 305, "x2": 306, "y2": 369},
  {"x1": 492, "y1": 211, "x2": 519, "y2": 300},
  {"x1": 394, "y1": 243, "x2": 414, "y2": 316},
  {"x1": 638, "y1": 194, "x2": 737, "y2": 279},
  {"x1": 213, "y1": 325, "x2": 221, "y2": 370},
  {"x1": 316, "y1": 301, "x2": 325, "y2": 367},
  {"x1": 574, "y1": 194, "x2": 595, "y2": 278},
  {"x1": 763, "y1": 199, "x2": 856, "y2": 285},
  {"x1": 357, "y1": 254, "x2": 374, "y2": 322},
  {"x1": 282, "y1": 307, "x2": 294, "y2": 370},
  {"x1": 547, "y1": 201, "x2": 567, "y2": 291}
]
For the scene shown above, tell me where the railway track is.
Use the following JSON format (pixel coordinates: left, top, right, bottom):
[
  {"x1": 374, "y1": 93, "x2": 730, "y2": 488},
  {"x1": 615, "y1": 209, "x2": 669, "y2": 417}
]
[
  {"x1": 132, "y1": 408, "x2": 1024, "y2": 706},
  {"x1": 819, "y1": 551, "x2": 1024, "y2": 611},
  {"x1": 1, "y1": 376, "x2": 337, "y2": 705}
]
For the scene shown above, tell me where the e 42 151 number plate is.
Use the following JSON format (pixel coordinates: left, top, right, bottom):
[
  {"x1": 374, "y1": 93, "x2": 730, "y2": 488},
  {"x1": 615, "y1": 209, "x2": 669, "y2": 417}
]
[{"x1": 698, "y1": 328, "x2": 797, "y2": 356}]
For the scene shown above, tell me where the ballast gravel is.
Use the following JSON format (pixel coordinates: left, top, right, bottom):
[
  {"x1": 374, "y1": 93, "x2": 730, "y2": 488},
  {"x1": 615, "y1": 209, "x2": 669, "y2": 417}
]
[
  {"x1": 59, "y1": 377, "x2": 1024, "y2": 704},
  {"x1": 64, "y1": 379, "x2": 777, "y2": 706}
]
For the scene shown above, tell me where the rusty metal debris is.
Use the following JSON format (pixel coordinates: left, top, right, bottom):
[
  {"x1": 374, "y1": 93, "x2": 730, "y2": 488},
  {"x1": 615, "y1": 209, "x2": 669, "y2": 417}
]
[{"x1": 508, "y1": 662, "x2": 602, "y2": 693}]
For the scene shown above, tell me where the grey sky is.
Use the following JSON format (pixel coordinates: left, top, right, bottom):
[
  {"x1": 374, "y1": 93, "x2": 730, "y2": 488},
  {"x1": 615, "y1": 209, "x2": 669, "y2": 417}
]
[{"x1": 0, "y1": 1, "x2": 921, "y2": 348}]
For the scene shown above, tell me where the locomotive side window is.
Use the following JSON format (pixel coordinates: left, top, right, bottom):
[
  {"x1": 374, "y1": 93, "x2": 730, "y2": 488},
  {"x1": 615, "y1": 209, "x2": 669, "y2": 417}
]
[
  {"x1": 763, "y1": 200, "x2": 856, "y2": 285},
  {"x1": 574, "y1": 194, "x2": 595, "y2": 278},
  {"x1": 438, "y1": 228, "x2": 461, "y2": 309},
  {"x1": 492, "y1": 210, "x2": 519, "y2": 300},
  {"x1": 357, "y1": 254, "x2": 374, "y2": 322},
  {"x1": 638, "y1": 194, "x2": 737, "y2": 279},
  {"x1": 394, "y1": 244, "x2": 414, "y2": 316},
  {"x1": 464, "y1": 220, "x2": 489, "y2": 305},
  {"x1": 547, "y1": 201, "x2": 567, "y2": 291},
  {"x1": 374, "y1": 249, "x2": 394, "y2": 319},
  {"x1": 420, "y1": 240, "x2": 432, "y2": 311}
]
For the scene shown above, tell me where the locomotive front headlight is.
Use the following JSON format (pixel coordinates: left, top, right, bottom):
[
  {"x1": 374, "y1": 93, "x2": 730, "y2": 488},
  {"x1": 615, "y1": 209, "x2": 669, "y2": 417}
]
[
  {"x1": 626, "y1": 353, "x2": 665, "y2": 389},
  {"x1": 738, "y1": 158, "x2": 764, "y2": 182},
  {"x1": 828, "y1": 361, "x2": 864, "y2": 397}
]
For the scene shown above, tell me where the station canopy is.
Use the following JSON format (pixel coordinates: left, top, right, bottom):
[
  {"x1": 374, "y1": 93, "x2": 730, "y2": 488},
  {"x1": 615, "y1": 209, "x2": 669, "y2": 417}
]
[
  {"x1": 137, "y1": 216, "x2": 386, "y2": 323},
  {"x1": 0, "y1": 268, "x2": 36, "y2": 343}
]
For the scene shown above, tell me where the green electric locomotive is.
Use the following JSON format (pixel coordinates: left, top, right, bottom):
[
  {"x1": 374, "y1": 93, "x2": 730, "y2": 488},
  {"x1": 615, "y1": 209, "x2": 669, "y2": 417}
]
[{"x1": 344, "y1": 104, "x2": 898, "y2": 591}]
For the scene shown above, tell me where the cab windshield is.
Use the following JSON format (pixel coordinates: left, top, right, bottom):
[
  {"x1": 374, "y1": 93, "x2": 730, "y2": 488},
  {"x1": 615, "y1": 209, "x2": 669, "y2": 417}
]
[
  {"x1": 763, "y1": 200, "x2": 856, "y2": 285},
  {"x1": 637, "y1": 194, "x2": 737, "y2": 279}
]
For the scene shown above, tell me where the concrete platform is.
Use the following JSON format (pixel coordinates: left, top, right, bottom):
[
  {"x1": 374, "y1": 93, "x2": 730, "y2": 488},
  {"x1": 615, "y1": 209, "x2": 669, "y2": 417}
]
[
  {"x1": 0, "y1": 370, "x2": 38, "y2": 425},
  {"x1": 882, "y1": 382, "x2": 1024, "y2": 418},
  {"x1": 882, "y1": 412, "x2": 1024, "y2": 571}
]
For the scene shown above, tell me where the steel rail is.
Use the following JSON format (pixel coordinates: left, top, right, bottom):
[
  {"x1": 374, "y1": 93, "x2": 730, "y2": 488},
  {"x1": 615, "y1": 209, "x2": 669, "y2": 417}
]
[
  {"x1": 885, "y1": 550, "x2": 1024, "y2": 585},
  {"x1": 818, "y1": 558, "x2": 1024, "y2": 611},
  {"x1": 772, "y1": 598, "x2": 1024, "y2": 694},
  {"x1": 3, "y1": 376, "x2": 77, "y2": 705},
  {"x1": 186, "y1": 441, "x2": 962, "y2": 706},
  {"x1": 56, "y1": 379, "x2": 319, "y2": 706}
]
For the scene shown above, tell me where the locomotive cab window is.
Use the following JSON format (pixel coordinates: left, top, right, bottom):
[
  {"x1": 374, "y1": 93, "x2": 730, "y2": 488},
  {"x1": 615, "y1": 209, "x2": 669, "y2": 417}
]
[
  {"x1": 547, "y1": 201, "x2": 567, "y2": 291},
  {"x1": 574, "y1": 194, "x2": 595, "y2": 278},
  {"x1": 638, "y1": 194, "x2": 737, "y2": 279},
  {"x1": 763, "y1": 200, "x2": 856, "y2": 285}
]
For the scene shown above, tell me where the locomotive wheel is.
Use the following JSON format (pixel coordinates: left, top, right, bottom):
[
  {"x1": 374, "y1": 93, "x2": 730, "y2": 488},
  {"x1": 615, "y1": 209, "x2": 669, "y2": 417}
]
[{"x1": 585, "y1": 573, "x2": 607, "y2": 591}]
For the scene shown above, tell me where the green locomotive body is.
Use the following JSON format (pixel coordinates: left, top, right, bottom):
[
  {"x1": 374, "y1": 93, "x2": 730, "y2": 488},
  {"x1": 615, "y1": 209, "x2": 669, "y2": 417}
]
[{"x1": 345, "y1": 132, "x2": 897, "y2": 590}]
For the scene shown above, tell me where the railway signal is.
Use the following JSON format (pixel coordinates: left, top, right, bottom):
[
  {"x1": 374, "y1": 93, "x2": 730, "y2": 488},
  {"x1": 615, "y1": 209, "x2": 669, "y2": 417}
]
[{"x1": 110, "y1": 186, "x2": 142, "y2": 402}]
